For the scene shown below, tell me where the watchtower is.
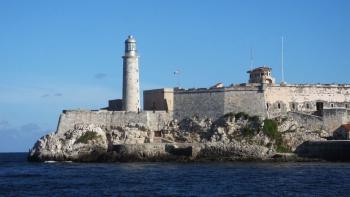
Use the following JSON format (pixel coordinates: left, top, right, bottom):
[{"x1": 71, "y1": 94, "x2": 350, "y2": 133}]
[{"x1": 247, "y1": 66, "x2": 275, "y2": 84}]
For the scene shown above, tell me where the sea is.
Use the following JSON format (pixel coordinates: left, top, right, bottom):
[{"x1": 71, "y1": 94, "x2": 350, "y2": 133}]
[{"x1": 1, "y1": 153, "x2": 350, "y2": 196}]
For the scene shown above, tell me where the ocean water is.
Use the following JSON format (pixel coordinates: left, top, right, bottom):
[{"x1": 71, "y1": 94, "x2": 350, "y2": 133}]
[{"x1": 1, "y1": 153, "x2": 350, "y2": 196}]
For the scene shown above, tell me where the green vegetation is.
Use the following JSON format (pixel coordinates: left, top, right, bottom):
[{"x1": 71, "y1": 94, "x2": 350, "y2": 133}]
[
  {"x1": 276, "y1": 145, "x2": 292, "y2": 153},
  {"x1": 263, "y1": 119, "x2": 291, "y2": 153},
  {"x1": 248, "y1": 115, "x2": 260, "y2": 122},
  {"x1": 241, "y1": 126, "x2": 255, "y2": 137},
  {"x1": 223, "y1": 112, "x2": 235, "y2": 118},
  {"x1": 223, "y1": 112, "x2": 235, "y2": 122},
  {"x1": 223, "y1": 112, "x2": 260, "y2": 122},
  {"x1": 235, "y1": 112, "x2": 249, "y2": 120},
  {"x1": 76, "y1": 131, "x2": 100, "y2": 144},
  {"x1": 263, "y1": 119, "x2": 279, "y2": 139}
]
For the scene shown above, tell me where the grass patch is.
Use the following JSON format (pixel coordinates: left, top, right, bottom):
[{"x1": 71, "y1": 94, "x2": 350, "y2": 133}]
[
  {"x1": 76, "y1": 131, "x2": 100, "y2": 144},
  {"x1": 276, "y1": 145, "x2": 292, "y2": 153},
  {"x1": 263, "y1": 119, "x2": 290, "y2": 153},
  {"x1": 263, "y1": 119, "x2": 279, "y2": 139}
]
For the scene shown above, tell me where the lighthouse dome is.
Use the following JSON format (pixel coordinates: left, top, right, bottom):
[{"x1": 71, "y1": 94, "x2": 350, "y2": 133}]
[{"x1": 125, "y1": 35, "x2": 136, "y2": 43}]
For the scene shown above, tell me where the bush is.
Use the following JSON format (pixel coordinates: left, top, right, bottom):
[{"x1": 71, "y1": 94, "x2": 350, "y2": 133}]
[
  {"x1": 223, "y1": 112, "x2": 260, "y2": 123},
  {"x1": 263, "y1": 119, "x2": 287, "y2": 152},
  {"x1": 235, "y1": 112, "x2": 249, "y2": 120},
  {"x1": 276, "y1": 145, "x2": 292, "y2": 153},
  {"x1": 248, "y1": 115, "x2": 260, "y2": 122},
  {"x1": 241, "y1": 126, "x2": 255, "y2": 137},
  {"x1": 223, "y1": 112, "x2": 235, "y2": 118},
  {"x1": 76, "y1": 131, "x2": 100, "y2": 144},
  {"x1": 263, "y1": 119, "x2": 279, "y2": 139}
]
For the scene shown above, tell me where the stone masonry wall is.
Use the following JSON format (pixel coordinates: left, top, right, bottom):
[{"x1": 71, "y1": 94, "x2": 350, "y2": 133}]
[
  {"x1": 264, "y1": 85, "x2": 350, "y2": 118},
  {"x1": 323, "y1": 108, "x2": 349, "y2": 132},
  {"x1": 288, "y1": 112, "x2": 324, "y2": 131},
  {"x1": 172, "y1": 85, "x2": 266, "y2": 120},
  {"x1": 224, "y1": 86, "x2": 266, "y2": 117},
  {"x1": 143, "y1": 88, "x2": 174, "y2": 111},
  {"x1": 56, "y1": 110, "x2": 173, "y2": 134},
  {"x1": 173, "y1": 89, "x2": 225, "y2": 120}
]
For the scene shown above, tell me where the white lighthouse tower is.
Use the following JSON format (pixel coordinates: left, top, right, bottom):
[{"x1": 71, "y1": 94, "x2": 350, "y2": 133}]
[{"x1": 122, "y1": 35, "x2": 140, "y2": 112}]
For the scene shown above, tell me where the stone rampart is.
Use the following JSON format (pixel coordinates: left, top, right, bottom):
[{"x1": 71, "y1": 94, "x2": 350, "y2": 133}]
[
  {"x1": 265, "y1": 85, "x2": 350, "y2": 118},
  {"x1": 146, "y1": 83, "x2": 350, "y2": 122},
  {"x1": 288, "y1": 109, "x2": 350, "y2": 134},
  {"x1": 173, "y1": 85, "x2": 267, "y2": 120},
  {"x1": 323, "y1": 108, "x2": 349, "y2": 132},
  {"x1": 56, "y1": 110, "x2": 173, "y2": 134},
  {"x1": 173, "y1": 88, "x2": 225, "y2": 120},
  {"x1": 288, "y1": 112, "x2": 324, "y2": 131},
  {"x1": 224, "y1": 86, "x2": 266, "y2": 117}
]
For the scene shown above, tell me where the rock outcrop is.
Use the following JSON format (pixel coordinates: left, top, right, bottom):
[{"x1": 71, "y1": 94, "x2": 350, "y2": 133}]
[{"x1": 28, "y1": 113, "x2": 329, "y2": 162}]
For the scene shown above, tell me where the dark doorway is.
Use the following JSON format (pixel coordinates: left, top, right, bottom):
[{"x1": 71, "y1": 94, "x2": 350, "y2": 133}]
[
  {"x1": 152, "y1": 102, "x2": 156, "y2": 112},
  {"x1": 316, "y1": 102, "x2": 324, "y2": 116},
  {"x1": 163, "y1": 99, "x2": 168, "y2": 112}
]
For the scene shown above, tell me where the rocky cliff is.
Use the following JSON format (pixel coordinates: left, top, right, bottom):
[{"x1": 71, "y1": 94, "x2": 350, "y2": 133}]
[{"x1": 28, "y1": 112, "x2": 329, "y2": 162}]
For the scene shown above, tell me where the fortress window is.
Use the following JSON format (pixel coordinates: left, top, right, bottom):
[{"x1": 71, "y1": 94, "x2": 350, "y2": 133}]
[
  {"x1": 278, "y1": 103, "x2": 281, "y2": 109},
  {"x1": 331, "y1": 103, "x2": 334, "y2": 108},
  {"x1": 346, "y1": 104, "x2": 348, "y2": 108},
  {"x1": 292, "y1": 103, "x2": 295, "y2": 110},
  {"x1": 306, "y1": 104, "x2": 310, "y2": 109},
  {"x1": 266, "y1": 103, "x2": 269, "y2": 110}
]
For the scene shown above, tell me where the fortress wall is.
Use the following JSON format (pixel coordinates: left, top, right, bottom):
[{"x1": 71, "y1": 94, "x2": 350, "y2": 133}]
[
  {"x1": 264, "y1": 85, "x2": 350, "y2": 117},
  {"x1": 224, "y1": 87, "x2": 267, "y2": 117},
  {"x1": 323, "y1": 108, "x2": 349, "y2": 132},
  {"x1": 56, "y1": 110, "x2": 173, "y2": 134},
  {"x1": 173, "y1": 89, "x2": 225, "y2": 120},
  {"x1": 288, "y1": 112, "x2": 324, "y2": 131},
  {"x1": 143, "y1": 88, "x2": 174, "y2": 111},
  {"x1": 144, "y1": 111, "x2": 174, "y2": 131}
]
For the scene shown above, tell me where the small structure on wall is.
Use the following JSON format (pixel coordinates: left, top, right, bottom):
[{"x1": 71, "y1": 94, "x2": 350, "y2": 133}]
[
  {"x1": 247, "y1": 66, "x2": 276, "y2": 84},
  {"x1": 143, "y1": 88, "x2": 174, "y2": 112}
]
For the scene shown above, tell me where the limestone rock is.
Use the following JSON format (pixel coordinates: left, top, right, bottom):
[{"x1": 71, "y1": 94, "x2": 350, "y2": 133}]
[
  {"x1": 29, "y1": 124, "x2": 108, "y2": 162},
  {"x1": 28, "y1": 113, "x2": 332, "y2": 162}
]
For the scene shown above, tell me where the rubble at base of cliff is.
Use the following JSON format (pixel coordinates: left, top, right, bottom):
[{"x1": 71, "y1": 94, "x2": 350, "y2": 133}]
[{"x1": 28, "y1": 113, "x2": 329, "y2": 162}]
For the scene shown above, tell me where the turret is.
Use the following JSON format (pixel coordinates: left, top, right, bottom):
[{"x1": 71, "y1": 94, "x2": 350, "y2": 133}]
[
  {"x1": 247, "y1": 66, "x2": 275, "y2": 84},
  {"x1": 122, "y1": 35, "x2": 140, "y2": 112}
]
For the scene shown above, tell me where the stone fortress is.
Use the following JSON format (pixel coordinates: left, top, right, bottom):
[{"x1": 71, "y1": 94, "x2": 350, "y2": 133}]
[{"x1": 58, "y1": 35, "x2": 350, "y2": 135}]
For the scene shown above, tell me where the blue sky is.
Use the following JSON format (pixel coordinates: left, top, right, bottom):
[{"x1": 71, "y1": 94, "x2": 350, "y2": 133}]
[{"x1": 0, "y1": 0, "x2": 349, "y2": 152}]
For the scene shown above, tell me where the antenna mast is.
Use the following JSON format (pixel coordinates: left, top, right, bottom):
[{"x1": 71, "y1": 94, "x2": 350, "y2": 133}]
[
  {"x1": 250, "y1": 48, "x2": 254, "y2": 71},
  {"x1": 174, "y1": 69, "x2": 181, "y2": 88},
  {"x1": 281, "y1": 36, "x2": 285, "y2": 83}
]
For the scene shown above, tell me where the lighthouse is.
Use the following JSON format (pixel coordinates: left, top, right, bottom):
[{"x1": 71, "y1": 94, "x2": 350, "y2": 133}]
[{"x1": 122, "y1": 35, "x2": 140, "y2": 112}]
